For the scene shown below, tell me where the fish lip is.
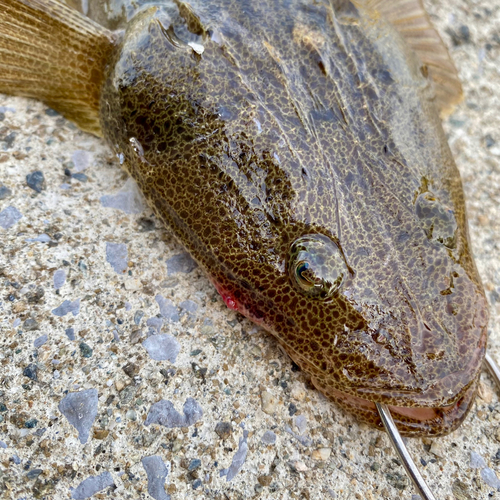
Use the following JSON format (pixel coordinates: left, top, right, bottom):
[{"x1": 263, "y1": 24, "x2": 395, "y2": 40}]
[
  {"x1": 349, "y1": 336, "x2": 487, "y2": 408},
  {"x1": 319, "y1": 374, "x2": 479, "y2": 437}
]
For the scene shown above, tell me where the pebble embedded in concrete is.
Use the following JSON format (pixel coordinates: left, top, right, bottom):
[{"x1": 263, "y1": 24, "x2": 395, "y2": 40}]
[
  {"x1": 100, "y1": 178, "x2": 146, "y2": 214},
  {"x1": 470, "y1": 451, "x2": 487, "y2": 469},
  {"x1": 215, "y1": 422, "x2": 232, "y2": 440},
  {"x1": 142, "y1": 455, "x2": 171, "y2": 500},
  {"x1": 155, "y1": 294, "x2": 180, "y2": 322},
  {"x1": 260, "y1": 390, "x2": 278, "y2": 414},
  {"x1": 145, "y1": 398, "x2": 203, "y2": 428},
  {"x1": 105, "y1": 242, "x2": 128, "y2": 274},
  {"x1": 0, "y1": 205, "x2": 22, "y2": 229},
  {"x1": 220, "y1": 431, "x2": 249, "y2": 482},
  {"x1": 481, "y1": 468, "x2": 500, "y2": 489},
  {"x1": 53, "y1": 269, "x2": 66, "y2": 289},
  {"x1": 52, "y1": 299, "x2": 80, "y2": 317},
  {"x1": 142, "y1": 334, "x2": 180, "y2": 362},
  {"x1": 166, "y1": 252, "x2": 197, "y2": 275},
  {"x1": 58, "y1": 389, "x2": 98, "y2": 444},
  {"x1": 71, "y1": 472, "x2": 114, "y2": 499},
  {"x1": 0, "y1": 184, "x2": 12, "y2": 200},
  {"x1": 261, "y1": 430, "x2": 276, "y2": 445},
  {"x1": 33, "y1": 334, "x2": 48, "y2": 348},
  {"x1": 26, "y1": 170, "x2": 45, "y2": 193}
]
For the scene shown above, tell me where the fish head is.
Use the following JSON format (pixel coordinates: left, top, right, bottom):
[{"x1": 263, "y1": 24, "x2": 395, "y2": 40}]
[
  {"x1": 277, "y1": 189, "x2": 489, "y2": 436},
  {"x1": 101, "y1": 1, "x2": 489, "y2": 436}
]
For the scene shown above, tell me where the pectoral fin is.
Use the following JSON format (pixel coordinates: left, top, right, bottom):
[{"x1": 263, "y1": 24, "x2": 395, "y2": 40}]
[
  {"x1": 358, "y1": 0, "x2": 463, "y2": 116},
  {"x1": 0, "y1": 0, "x2": 118, "y2": 135}
]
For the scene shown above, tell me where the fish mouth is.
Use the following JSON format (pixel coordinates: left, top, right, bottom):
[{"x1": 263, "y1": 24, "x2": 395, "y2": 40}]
[{"x1": 315, "y1": 374, "x2": 479, "y2": 437}]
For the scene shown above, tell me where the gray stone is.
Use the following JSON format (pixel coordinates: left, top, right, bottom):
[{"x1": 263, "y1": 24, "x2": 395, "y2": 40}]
[
  {"x1": 65, "y1": 327, "x2": 75, "y2": 340},
  {"x1": 119, "y1": 384, "x2": 137, "y2": 405},
  {"x1": 155, "y1": 295, "x2": 179, "y2": 322},
  {"x1": 58, "y1": 389, "x2": 98, "y2": 444},
  {"x1": 142, "y1": 334, "x2": 180, "y2": 362},
  {"x1": 294, "y1": 414, "x2": 307, "y2": 435},
  {"x1": 215, "y1": 422, "x2": 232, "y2": 440},
  {"x1": 23, "y1": 318, "x2": 39, "y2": 331},
  {"x1": 261, "y1": 430, "x2": 276, "y2": 445},
  {"x1": 0, "y1": 184, "x2": 12, "y2": 200},
  {"x1": 470, "y1": 451, "x2": 487, "y2": 469},
  {"x1": 25, "y1": 233, "x2": 51, "y2": 243},
  {"x1": 33, "y1": 334, "x2": 48, "y2": 348},
  {"x1": 284, "y1": 426, "x2": 312, "y2": 447},
  {"x1": 166, "y1": 253, "x2": 197, "y2": 275},
  {"x1": 106, "y1": 242, "x2": 128, "y2": 274},
  {"x1": 71, "y1": 150, "x2": 93, "y2": 172},
  {"x1": 141, "y1": 455, "x2": 171, "y2": 500},
  {"x1": 1, "y1": 131, "x2": 16, "y2": 148},
  {"x1": 220, "y1": 431, "x2": 249, "y2": 481},
  {"x1": 52, "y1": 299, "x2": 80, "y2": 317},
  {"x1": 26, "y1": 171, "x2": 45, "y2": 193},
  {"x1": 180, "y1": 300, "x2": 198, "y2": 313},
  {"x1": 134, "y1": 310, "x2": 144, "y2": 325},
  {"x1": 23, "y1": 363, "x2": 38, "y2": 381},
  {"x1": 145, "y1": 398, "x2": 203, "y2": 428},
  {"x1": 26, "y1": 469, "x2": 43, "y2": 480},
  {"x1": 79, "y1": 342, "x2": 93, "y2": 358},
  {"x1": 0, "y1": 441, "x2": 6, "y2": 449},
  {"x1": 188, "y1": 459, "x2": 201, "y2": 471},
  {"x1": 0, "y1": 206, "x2": 22, "y2": 229},
  {"x1": 481, "y1": 468, "x2": 500, "y2": 489},
  {"x1": 100, "y1": 178, "x2": 145, "y2": 214},
  {"x1": 71, "y1": 471, "x2": 114, "y2": 499},
  {"x1": 72, "y1": 173, "x2": 87, "y2": 182},
  {"x1": 146, "y1": 316, "x2": 164, "y2": 334},
  {"x1": 53, "y1": 269, "x2": 66, "y2": 289}
]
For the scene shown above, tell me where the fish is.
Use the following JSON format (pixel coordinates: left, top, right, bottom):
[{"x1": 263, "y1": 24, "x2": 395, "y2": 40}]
[{"x1": 0, "y1": 0, "x2": 491, "y2": 438}]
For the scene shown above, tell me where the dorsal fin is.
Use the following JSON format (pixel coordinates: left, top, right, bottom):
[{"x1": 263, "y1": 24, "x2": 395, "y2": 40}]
[
  {"x1": 0, "y1": 0, "x2": 119, "y2": 135},
  {"x1": 358, "y1": 0, "x2": 463, "y2": 116}
]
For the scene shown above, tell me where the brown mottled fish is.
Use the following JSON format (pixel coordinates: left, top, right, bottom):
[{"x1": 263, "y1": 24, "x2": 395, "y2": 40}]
[{"x1": 0, "y1": 0, "x2": 490, "y2": 439}]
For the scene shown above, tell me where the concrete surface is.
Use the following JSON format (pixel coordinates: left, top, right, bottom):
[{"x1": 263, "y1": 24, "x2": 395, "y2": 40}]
[{"x1": 0, "y1": 0, "x2": 499, "y2": 499}]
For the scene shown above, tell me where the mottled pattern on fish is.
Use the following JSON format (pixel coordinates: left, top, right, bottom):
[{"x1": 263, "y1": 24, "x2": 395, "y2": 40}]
[
  {"x1": 98, "y1": 0, "x2": 488, "y2": 435},
  {"x1": 0, "y1": 0, "x2": 489, "y2": 435}
]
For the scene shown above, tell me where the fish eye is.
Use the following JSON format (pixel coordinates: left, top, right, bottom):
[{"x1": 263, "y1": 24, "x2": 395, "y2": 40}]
[{"x1": 289, "y1": 234, "x2": 348, "y2": 299}]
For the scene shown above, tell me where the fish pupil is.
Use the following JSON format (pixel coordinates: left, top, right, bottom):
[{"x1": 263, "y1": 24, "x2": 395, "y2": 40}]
[{"x1": 289, "y1": 234, "x2": 348, "y2": 299}]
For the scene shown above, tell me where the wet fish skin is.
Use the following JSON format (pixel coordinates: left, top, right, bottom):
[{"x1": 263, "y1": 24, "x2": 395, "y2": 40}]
[
  {"x1": 0, "y1": 0, "x2": 489, "y2": 436},
  {"x1": 98, "y1": 0, "x2": 487, "y2": 435}
]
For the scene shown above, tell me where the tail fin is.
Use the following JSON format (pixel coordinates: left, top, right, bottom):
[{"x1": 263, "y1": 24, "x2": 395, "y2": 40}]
[{"x1": 0, "y1": 0, "x2": 118, "y2": 135}]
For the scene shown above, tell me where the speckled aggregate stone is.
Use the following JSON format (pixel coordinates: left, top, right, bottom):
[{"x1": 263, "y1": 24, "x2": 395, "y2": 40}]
[
  {"x1": 106, "y1": 242, "x2": 128, "y2": 274},
  {"x1": 100, "y1": 177, "x2": 146, "y2": 214},
  {"x1": 70, "y1": 471, "x2": 115, "y2": 499},
  {"x1": 141, "y1": 455, "x2": 171, "y2": 500},
  {"x1": 0, "y1": 0, "x2": 499, "y2": 499},
  {"x1": 0, "y1": 205, "x2": 22, "y2": 229},
  {"x1": 220, "y1": 430, "x2": 249, "y2": 482},
  {"x1": 142, "y1": 334, "x2": 180, "y2": 362},
  {"x1": 25, "y1": 170, "x2": 45, "y2": 193},
  {"x1": 51, "y1": 298, "x2": 81, "y2": 317},
  {"x1": 0, "y1": 184, "x2": 12, "y2": 200},
  {"x1": 58, "y1": 389, "x2": 99, "y2": 444},
  {"x1": 165, "y1": 252, "x2": 198, "y2": 275},
  {"x1": 145, "y1": 398, "x2": 203, "y2": 428},
  {"x1": 53, "y1": 268, "x2": 66, "y2": 289}
]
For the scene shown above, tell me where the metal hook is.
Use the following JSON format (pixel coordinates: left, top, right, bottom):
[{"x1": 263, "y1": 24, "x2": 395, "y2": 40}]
[
  {"x1": 376, "y1": 353, "x2": 500, "y2": 500},
  {"x1": 376, "y1": 403, "x2": 436, "y2": 500},
  {"x1": 485, "y1": 352, "x2": 500, "y2": 390}
]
